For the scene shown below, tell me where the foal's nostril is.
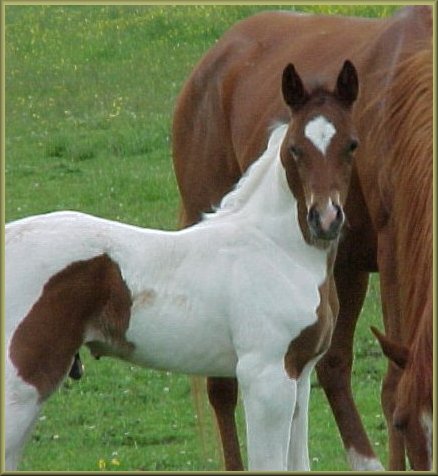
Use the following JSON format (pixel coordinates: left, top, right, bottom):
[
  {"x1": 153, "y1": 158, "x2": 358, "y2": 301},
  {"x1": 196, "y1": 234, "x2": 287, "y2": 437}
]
[
  {"x1": 307, "y1": 206, "x2": 320, "y2": 231},
  {"x1": 308, "y1": 206, "x2": 319, "y2": 225}
]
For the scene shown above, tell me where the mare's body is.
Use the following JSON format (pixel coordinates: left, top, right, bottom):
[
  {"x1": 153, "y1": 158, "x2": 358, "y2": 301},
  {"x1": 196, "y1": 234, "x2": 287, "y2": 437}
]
[{"x1": 172, "y1": 6, "x2": 432, "y2": 470}]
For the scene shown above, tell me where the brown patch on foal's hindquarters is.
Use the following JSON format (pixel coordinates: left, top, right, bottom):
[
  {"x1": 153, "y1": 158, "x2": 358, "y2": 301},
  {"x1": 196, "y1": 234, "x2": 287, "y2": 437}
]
[{"x1": 9, "y1": 254, "x2": 133, "y2": 400}]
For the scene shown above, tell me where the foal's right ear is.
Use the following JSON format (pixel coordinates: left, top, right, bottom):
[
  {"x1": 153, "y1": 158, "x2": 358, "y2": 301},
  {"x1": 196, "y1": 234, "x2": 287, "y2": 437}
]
[
  {"x1": 282, "y1": 63, "x2": 310, "y2": 111},
  {"x1": 334, "y1": 60, "x2": 359, "y2": 107}
]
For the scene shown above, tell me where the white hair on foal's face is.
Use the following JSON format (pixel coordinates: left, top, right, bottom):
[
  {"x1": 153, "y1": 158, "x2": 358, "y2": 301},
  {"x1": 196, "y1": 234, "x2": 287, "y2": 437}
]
[{"x1": 304, "y1": 115, "x2": 336, "y2": 156}]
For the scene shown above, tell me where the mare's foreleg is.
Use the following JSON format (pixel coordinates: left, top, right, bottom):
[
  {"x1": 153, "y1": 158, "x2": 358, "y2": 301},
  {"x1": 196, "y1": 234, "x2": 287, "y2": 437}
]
[
  {"x1": 206, "y1": 377, "x2": 243, "y2": 470},
  {"x1": 381, "y1": 363, "x2": 404, "y2": 469},
  {"x1": 316, "y1": 266, "x2": 384, "y2": 470},
  {"x1": 378, "y1": 227, "x2": 405, "y2": 470},
  {"x1": 237, "y1": 357, "x2": 296, "y2": 471}
]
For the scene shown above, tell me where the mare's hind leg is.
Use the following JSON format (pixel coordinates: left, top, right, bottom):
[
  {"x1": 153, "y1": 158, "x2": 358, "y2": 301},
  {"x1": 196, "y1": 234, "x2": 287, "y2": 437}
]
[
  {"x1": 316, "y1": 266, "x2": 384, "y2": 470},
  {"x1": 207, "y1": 377, "x2": 243, "y2": 470}
]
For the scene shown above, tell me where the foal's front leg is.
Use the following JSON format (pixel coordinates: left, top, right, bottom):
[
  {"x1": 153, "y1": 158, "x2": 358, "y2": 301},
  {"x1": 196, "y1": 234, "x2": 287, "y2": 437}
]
[
  {"x1": 287, "y1": 359, "x2": 319, "y2": 470},
  {"x1": 237, "y1": 357, "x2": 297, "y2": 471}
]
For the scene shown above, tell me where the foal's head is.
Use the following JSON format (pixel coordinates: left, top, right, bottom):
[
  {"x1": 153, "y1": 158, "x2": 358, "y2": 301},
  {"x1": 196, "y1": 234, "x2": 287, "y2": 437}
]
[{"x1": 280, "y1": 61, "x2": 359, "y2": 246}]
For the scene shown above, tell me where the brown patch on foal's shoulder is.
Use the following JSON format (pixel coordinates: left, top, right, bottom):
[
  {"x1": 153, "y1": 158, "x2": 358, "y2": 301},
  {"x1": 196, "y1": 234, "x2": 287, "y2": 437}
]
[
  {"x1": 285, "y1": 252, "x2": 337, "y2": 379},
  {"x1": 284, "y1": 308, "x2": 333, "y2": 380},
  {"x1": 9, "y1": 254, "x2": 133, "y2": 400}
]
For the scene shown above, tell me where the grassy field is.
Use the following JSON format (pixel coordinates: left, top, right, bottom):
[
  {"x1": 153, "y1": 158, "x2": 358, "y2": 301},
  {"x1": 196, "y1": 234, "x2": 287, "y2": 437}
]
[{"x1": 5, "y1": 4, "x2": 399, "y2": 471}]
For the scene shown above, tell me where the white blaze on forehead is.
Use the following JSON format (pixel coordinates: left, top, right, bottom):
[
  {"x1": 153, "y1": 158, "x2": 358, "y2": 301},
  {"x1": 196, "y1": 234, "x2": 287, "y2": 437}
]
[{"x1": 304, "y1": 115, "x2": 336, "y2": 156}]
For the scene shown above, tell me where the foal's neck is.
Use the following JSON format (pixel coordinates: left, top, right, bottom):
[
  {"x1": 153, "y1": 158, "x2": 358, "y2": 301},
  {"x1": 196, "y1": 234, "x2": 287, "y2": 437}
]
[{"x1": 236, "y1": 155, "x2": 313, "y2": 252}]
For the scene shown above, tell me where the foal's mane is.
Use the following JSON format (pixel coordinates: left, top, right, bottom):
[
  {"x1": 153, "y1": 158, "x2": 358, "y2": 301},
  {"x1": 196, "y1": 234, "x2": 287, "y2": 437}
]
[{"x1": 202, "y1": 124, "x2": 288, "y2": 221}]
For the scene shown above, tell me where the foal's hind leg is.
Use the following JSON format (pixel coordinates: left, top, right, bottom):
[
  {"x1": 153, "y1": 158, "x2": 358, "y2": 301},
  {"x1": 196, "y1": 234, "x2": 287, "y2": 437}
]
[
  {"x1": 5, "y1": 376, "x2": 42, "y2": 470},
  {"x1": 207, "y1": 377, "x2": 243, "y2": 470},
  {"x1": 316, "y1": 266, "x2": 384, "y2": 470}
]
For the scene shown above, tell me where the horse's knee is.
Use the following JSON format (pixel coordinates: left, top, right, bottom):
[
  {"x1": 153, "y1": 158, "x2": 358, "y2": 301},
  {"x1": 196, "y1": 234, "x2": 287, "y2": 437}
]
[
  {"x1": 207, "y1": 377, "x2": 238, "y2": 411},
  {"x1": 316, "y1": 349, "x2": 352, "y2": 395},
  {"x1": 237, "y1": 359, "x2": 296, "y2": 420}
]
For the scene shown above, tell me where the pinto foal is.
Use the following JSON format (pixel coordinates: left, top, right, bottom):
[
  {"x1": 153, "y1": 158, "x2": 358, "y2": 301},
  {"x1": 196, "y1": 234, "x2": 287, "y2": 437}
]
[{"x1": 6, "y1": 61, "x2": 358, "y2": 471}]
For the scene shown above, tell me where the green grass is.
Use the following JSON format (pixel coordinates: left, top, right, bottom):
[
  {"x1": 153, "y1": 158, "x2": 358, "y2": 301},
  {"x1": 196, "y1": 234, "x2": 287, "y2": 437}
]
[{"x1": 5, "y1": 4, "x2": 399, "y2": 471}]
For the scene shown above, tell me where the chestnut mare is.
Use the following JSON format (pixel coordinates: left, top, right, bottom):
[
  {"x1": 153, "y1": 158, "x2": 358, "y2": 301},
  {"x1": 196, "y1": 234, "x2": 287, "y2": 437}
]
[
  {"x1": 172, "y1": 5, "x2": 432, "y2": 471},
  {"x1": 5, "y1": 63, "x2": 359, "y2": 471}
]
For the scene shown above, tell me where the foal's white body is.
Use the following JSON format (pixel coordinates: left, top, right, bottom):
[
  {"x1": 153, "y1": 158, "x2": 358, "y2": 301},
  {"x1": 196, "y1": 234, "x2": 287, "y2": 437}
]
[{"x1": 6, "y1": 125, "x2": 329, "y2": 471}]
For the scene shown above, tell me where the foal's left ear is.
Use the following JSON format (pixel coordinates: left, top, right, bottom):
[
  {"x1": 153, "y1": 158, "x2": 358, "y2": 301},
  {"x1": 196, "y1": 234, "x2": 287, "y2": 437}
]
[{"x1": 334, "y1": 60, "x2": 359, "y2": 107}]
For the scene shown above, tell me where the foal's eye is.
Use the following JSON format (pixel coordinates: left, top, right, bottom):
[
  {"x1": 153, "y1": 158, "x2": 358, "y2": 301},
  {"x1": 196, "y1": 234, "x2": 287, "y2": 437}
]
[{"x1": 289, "y1": 145, "x2": 302, "y2": 160}]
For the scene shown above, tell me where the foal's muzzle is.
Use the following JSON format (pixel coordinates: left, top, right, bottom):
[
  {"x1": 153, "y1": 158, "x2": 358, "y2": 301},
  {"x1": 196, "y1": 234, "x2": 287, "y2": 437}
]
[{"x1": 307, "y1": 202, "x2": 344, "y2": 241}]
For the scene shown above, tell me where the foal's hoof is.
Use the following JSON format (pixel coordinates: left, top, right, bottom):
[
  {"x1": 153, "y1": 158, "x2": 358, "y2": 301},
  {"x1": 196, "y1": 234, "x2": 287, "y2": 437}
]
[{"x1": 69, "y1": 353, "x2": 84, "y2": 380}]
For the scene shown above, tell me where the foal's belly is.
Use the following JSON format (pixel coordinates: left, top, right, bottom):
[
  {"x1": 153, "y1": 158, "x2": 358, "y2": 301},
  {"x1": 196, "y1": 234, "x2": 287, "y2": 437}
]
[{"x1": 124, "y1": 297, "x2": 238, "y2": 377}]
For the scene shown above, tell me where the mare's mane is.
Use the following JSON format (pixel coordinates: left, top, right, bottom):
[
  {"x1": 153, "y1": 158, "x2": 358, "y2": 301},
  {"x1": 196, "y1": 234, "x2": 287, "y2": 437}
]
[
  {"x1": 202, "y1": 124, "x2": 288, "y2": 222},
  {"x1": 371, "y1": 41, "x2": 432, "y2": 406},
  {"x1": 382, "y1": 42, "x2": 432, "y2": 338}
]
